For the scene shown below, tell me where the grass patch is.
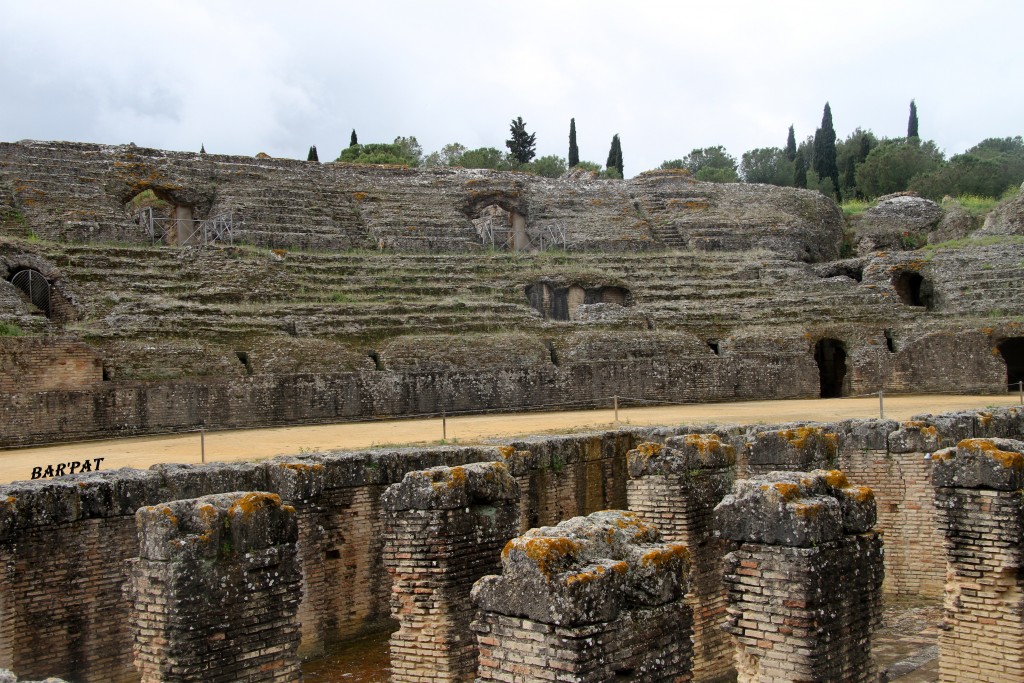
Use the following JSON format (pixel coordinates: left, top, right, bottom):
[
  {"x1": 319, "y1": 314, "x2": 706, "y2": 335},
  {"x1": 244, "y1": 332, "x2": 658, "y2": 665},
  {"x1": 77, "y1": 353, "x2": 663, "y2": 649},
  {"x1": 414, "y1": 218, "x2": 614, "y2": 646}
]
[
  {"x1": 0, "y1": 322, "x2": 25, "y2": 337},
  {"x1": 841, "y1": 199, "x2": 874, "y2": 217},
  {"x1": 922, "y1": 234, "x2": 1024, "y2": 252}
]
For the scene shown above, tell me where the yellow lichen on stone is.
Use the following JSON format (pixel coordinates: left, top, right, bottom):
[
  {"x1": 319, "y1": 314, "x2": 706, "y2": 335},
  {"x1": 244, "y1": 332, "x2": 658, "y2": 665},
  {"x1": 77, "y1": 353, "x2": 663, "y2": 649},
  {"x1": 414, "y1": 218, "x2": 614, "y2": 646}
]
[
  {"x1": 958, "y1": 439, "x2": 1024, "y2": 470},
  {"x1": 779, "y1": 427, "x2": 818, "y2": 449},
  {"x1": 498, "y1": 446, "x2": 515, "y2": 459},
  {"x1": 228, "y1": 492, "x2": 282, "y2": 519},
  {"x1": 850, "y1": 486, "x2": 875, "y2": 503},
  {"x1": 771, "y1": 482, "x2": 801, "y2": 502},
  {"x1": 151, "y1": 505, "x2": 178, "y2": 526},
  {"x1": 793, "y1": 502, "x2": 821, "y2": 518},
  {"x1": 640, "y1": 543, "x2": 689, "y2": 567},
  {"x1": 611, "y1": 561, "x2": 629, "y2": 574},
  {"x1": 565, "y1": 565, "x2": 605, "y2": 586},
  {"x1": 503, "y1": 536, "x2": 582, "y2": 579},
  {"x1": 824, "y1": 470, "x2": 849, "y2": 489},
  {"x1": 977, "y1": 412, "x2": 993, "y2": 427},
  {"x1": 281, "y1": 463, "x2": 324, "y2": 473}
]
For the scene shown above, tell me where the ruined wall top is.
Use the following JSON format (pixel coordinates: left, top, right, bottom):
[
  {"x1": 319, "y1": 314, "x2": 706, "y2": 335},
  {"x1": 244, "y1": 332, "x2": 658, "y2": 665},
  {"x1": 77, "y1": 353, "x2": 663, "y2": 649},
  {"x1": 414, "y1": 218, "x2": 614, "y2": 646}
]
[
  {"x1": 136, "y1": 491, "x2": 297, "y2": 561},
  {"x1": 380, "y1": 461, "x2": 519, "y2": 510},
  {"x1": 627, "y1": 434, "x2": 736, "y2": 478},
  {"x1": 472, "y1": 509, "x2": 689, "y2": 626},
  {"x1": 932, "y1": 437, "x2": 1024, "y2": 490},
  {"x1": 714, "y1": 469, "x2": 876, "y2": 547}
]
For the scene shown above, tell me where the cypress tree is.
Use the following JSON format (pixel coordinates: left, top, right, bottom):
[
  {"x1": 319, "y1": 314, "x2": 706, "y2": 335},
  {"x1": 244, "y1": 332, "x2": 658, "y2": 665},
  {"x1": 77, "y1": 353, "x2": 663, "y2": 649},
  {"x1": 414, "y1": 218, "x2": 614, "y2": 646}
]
[
  {"x1": 785, "y1": 125, "x2": 797, "y2": 161},
  {"x1": 506, "y1": 116, "x2": 537, "y2": 164},
  {"x1": 200, "y1": 144, "x2": 206, "y2": 155},
  {"x1": 568, "y1": 118, "x2": 579, "y2": 167},
  {"x1": 606, "y1": 134, "x2": 623, "y2": 177},
  {"x1": 794, "y1": 151, "x2": 808, "y2": 188},
  {"x1": 908, "y1": 100, "x2": 919, "y2": 139},
  {"x1": 813, "y1": 102, "x2": 839, "y2": 197},
  {"x1": 307, "y1": 145, "x2": 319, "y2": 162},
  {"x1": 350, "y1": 129, "x2": 358, "y2": 147}
]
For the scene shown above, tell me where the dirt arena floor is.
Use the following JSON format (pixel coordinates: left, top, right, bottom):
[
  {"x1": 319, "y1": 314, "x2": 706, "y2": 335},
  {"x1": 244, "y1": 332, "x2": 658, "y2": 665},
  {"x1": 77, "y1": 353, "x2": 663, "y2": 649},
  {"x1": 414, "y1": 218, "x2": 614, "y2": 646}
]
[{"x1": 2, "y1": 393, "x2": 1018, "y2": 486}]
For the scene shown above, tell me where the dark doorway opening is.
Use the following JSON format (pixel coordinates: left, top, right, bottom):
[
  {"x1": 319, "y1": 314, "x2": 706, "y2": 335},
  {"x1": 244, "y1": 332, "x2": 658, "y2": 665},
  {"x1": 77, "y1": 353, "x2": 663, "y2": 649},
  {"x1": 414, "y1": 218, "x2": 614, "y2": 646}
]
[
  {"x1": 9, "y1": 268, "x2": 50, "y2": 317},
  {"x1": 884, "y1": 329, "x2": 896, "y2": 353},
  {"x1": 815, "y1": 338, "x2": 847, "y2": 398},
  {"x1": 707, "y1": 340, "x2": 720, "y2": 356},
  {"x1": 893, "y1": 271, "x2": 934, "y2": 309},
  {"x1": 998, "y1": 337, "x2": 1024, "y2": 389}
]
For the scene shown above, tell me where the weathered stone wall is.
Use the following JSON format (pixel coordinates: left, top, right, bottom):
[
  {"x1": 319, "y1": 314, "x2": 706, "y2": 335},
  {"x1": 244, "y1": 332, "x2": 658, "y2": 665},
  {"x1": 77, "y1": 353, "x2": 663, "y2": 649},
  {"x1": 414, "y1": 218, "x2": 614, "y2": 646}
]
[
  {"x1": 1, "y1": 409, "x2": 1023, "y2": 680},
  {"x1": 0, "y1": 141, "x2": 843, "y2": 260},
  {"x1": 471, "y1": 509, "x2": 694, "y2": 682},
  {"x1": 715, "y1": 470, "x2": 884, "y2": 683},
  {"x1": 382, "y1": 462, "x2": 519, "y2": 683},
  {"x1": 127, "y1": 492, "x2": 302, "y2": 683},
  {"x1": 932, "y1": 438, "x2": 1024, "y2": 682},
  {"x1": 626, "y1": 436, "x2": 735, "y2": 683},
  {"x1": 0, "y1": 338, "x2": 102, "y2": 392}
]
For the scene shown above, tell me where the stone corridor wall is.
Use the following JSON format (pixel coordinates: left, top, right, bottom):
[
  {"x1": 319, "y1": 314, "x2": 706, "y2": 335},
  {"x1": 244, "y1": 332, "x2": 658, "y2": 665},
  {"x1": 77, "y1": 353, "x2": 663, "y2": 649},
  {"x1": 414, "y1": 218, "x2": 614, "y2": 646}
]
[{"x1": 0, "y1": 408, "x2": 1021, "y2": 680}]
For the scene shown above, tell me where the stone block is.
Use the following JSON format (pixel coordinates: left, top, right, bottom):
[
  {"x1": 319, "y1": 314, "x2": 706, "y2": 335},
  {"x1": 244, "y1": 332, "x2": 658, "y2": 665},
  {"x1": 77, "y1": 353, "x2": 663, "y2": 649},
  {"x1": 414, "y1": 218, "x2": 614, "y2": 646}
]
[{"x1": 932, "y1": 438, "x2": 1024, "y2": 491}]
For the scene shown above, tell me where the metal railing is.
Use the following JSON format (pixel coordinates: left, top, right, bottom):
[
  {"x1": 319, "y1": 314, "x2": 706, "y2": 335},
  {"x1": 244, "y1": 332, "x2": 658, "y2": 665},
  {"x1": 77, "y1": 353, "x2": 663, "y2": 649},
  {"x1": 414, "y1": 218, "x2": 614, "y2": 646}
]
[{"x1": 135, "y1": 207, "x2": 236, "y2": 246}]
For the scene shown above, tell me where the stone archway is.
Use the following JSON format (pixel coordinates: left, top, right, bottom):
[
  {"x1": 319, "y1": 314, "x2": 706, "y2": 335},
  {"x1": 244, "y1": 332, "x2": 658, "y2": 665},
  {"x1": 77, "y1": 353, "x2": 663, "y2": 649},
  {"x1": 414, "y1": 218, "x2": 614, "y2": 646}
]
[
  {"x1": 893, "y1": 271, "x2": 933, "y2": 309},
  {"x1": 815, "y1": 338, "x2": 847, "y2": 398},
  {"x1": 998, "y1": 337, "x2": 1024, "y2": 389}
]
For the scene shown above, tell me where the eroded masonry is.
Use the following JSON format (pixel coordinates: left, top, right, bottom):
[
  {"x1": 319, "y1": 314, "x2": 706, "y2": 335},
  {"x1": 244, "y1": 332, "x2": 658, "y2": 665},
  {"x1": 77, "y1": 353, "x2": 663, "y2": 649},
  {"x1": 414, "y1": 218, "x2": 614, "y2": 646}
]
[
  {"x1": 0, "y1": 408, "x2": 1022, "y2": 681},
  {"x1": 3, "y1": 141, "x2": 1024, "y2": 446}
]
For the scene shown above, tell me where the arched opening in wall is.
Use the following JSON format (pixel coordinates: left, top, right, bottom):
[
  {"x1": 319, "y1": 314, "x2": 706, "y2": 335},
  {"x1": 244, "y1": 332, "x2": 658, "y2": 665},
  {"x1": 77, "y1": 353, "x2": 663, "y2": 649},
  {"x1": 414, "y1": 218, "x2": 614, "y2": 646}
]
[
  {"x1": 707, "y1": 340, "x2": 720, "y2": 356},
  {"x1": 892, "y1": 271, "x2": 934, "y2": 309},
  {"x1": 465, "y1": 194, "x2": 528, "y2": 251},
  {"x1": 815, "y1": 338, "x2": 847, "y2": 398},
  {"x1": 565, "y1": 285, "x2": 586, "y2": 320},
  {"x1": 598, "y1": 287, "x2": 628, "y2": 306},
  {"x1": 884, "y1": 329, "x2": 897, "y2": 353},
  {"x1": 125, "y1": 188, "x2": 194, "y2": 245},
  {"x1": 525, "y1": 282, "x2": 553, "y2": 319},
  {"x1": 368, "y1": 350, "x2": 384, "y2": 371},
  {"x1": 9, "y1": 269, "x2": 50, "y2": 317},
  {"x1": 997, "y1": 338, "x2": 1024, "y2": 389}
]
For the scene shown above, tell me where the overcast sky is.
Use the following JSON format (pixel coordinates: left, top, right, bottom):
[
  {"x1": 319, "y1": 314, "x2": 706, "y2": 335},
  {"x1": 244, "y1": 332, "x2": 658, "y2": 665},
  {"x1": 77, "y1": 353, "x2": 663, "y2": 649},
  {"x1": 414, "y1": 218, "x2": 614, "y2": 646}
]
[{"x1": 2, "y1": 1, "x2": 1021, "y2": 177}]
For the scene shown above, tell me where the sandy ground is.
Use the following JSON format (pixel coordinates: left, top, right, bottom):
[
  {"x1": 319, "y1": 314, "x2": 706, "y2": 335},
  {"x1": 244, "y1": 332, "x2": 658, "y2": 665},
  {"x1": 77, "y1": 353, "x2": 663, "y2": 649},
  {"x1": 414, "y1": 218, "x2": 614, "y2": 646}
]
[{"x1": 2, "y1": 393, "x2": 1019, "y2": 485}]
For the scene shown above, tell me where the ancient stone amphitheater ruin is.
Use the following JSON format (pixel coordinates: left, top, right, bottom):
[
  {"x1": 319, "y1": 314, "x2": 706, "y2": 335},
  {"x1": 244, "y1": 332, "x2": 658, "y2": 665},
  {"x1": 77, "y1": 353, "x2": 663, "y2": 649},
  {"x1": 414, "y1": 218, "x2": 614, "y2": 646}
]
[{"x1": 2, "y1": 140, "x2": 1024, "y2": 682}]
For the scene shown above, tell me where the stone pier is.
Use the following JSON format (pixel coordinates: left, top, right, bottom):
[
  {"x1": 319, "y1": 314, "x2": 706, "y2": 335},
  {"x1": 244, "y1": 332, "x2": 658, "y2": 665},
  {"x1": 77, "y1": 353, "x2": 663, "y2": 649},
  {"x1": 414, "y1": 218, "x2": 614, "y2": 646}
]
[
  {"x1": 715, "y1": 470, "x2": 883, "y2": 682},
  {"x1": 127, "y1": 492, "x2": 302, "y2": 683},
  {"x1": 626, "y1": 435, "x2": 736, "y2": 683},
  {"x1": 381, "y1": 462, "x2": 519, "y2": 683},
  {"x1": 471, "y1": 509, "x2": 694, "y2": 682},
  {"x1": 932, "y1": 438, "x2": 1024, "y2": 682}
]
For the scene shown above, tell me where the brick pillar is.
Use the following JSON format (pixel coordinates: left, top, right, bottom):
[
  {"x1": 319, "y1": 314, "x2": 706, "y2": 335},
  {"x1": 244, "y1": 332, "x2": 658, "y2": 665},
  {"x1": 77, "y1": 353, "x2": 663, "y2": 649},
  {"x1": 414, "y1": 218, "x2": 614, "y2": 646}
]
[
  {"x1": 381, "y1": 461, "x2": 519, "y2": 683},
  {"x1": 472, "y1": 509, "x2": 694, "y2": 682},
  {"x1": 932, "y1": 438, "x2": 1024, "y2": 683},
  {"x1": 626, "y1": 435, "x2": 735, "y2": 683},
  {"x1": 127, "y1": 492, "x2": 302, "y2": 683},
  {"x1": 715, "y1": 470, "x2": 883, "y2": 683}
]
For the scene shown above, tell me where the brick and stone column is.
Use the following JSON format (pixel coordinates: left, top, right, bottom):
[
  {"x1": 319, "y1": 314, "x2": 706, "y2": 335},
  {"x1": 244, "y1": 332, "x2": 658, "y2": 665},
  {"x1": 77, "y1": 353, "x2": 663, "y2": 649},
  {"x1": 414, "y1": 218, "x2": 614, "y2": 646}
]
[
  {"x1": 932, "y1": 438, "x2": 1024, "y2": 682},
  {"x1": 715, "y1": 470, "x2": 883, "y2": 683},
  {"x1": 381, "y1": 461, "x2": 519, "y2": 683},
  {"x1": 627, "y1": 435, "x2": 735, "y2": 683},
  {"x1": 127, "y1": 492, "x2": 302, "y2": 683},
  {"x1": 472, "y1": 509, "x2": 694, "y2": 682}
]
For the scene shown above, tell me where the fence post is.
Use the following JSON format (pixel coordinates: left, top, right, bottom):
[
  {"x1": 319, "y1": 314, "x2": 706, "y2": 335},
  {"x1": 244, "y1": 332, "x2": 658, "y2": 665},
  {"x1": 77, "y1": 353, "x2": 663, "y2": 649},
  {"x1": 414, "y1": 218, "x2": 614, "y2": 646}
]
[
  {"x1": 614, "y1": 395, "x2": 619, "y2": 423},
  {"x1": 1019, "y1": 380, "x2": 1022, "y2": 406},
  {"x1": 879, "y1": 389, "x2": 885, "y2": 419},
  {"x1": 200, "y1": 427, "x2": 206, "y2": 464},
  {"x1": 442, "y1": 410, "x2": 447, "y2": 441}
]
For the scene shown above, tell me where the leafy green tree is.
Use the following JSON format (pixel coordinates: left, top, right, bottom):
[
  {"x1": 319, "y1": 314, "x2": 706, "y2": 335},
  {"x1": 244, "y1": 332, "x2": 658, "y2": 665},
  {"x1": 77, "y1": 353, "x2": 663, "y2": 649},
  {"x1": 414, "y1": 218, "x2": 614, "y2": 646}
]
[
  {"x1": 741, "y1": 147, "x2": 794, "y2": 186},
  {"x1": 855, "y1": 137, "x2": 945, "y2": 198},
  {"x1": 836, "y1": 128, "x2": 877, "y2": 199},
  {"x1": 307, "y1": 145, "x2": 319, "y2": 162},
  {"x1": 606, "y1": 134, "x2": 623, "y2": 177},
  {"x1": 910, "y1": 136, "x2": 1024, "y2": 199},
  {"x1": 568, "y1": 119, "x2": 579, "y2": 167},
  {"x1": 908, "y1": 100, "x2": 919, "y2": 139},
  {"x1": 392, "y1": 136, "x2": 423, "y2": 166},
  {"x1": 675, "y1": 146, "x2": 739, "y2": 182},
  {"x1": 451, "y1": 147, "x2": 513, "y2": 170},
  {"x1": 794, "y1": 151, "x2": 808, "y2": 188},
  {"x1": 337, "y1": 137, "x2": 422, "y2": 166},
  {"x1": 785, "y1": 126, "x2": 797, "y2": 161},
  {"x1": 573, "y1": 160, "x2": 602, "y2": 174},
  {"x1": 350, "y1": 130, "x2": 358, "y2": 147},
  {"x1": 506, "y1": 117, "x2": 537, "y2": 165},
  {"x1": 529, "y1": 155, "x2": 568, "y2": 178},
  {"x1": 659, "y1": 159, "x2": 686, "y2": 170},
  {"x1": 423, "y1": 142, "x2": 468, "y2": 167},
  {"x1": 813, "y1": 102, "x2": 839, "y2": 197}
]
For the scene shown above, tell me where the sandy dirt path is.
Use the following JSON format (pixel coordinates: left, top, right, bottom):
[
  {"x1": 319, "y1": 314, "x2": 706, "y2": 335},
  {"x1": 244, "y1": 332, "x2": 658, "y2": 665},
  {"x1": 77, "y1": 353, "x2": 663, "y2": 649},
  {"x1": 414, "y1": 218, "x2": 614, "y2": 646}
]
[{"x1": 2, "y1": 394, "x2": 1018, "y2": 485}]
